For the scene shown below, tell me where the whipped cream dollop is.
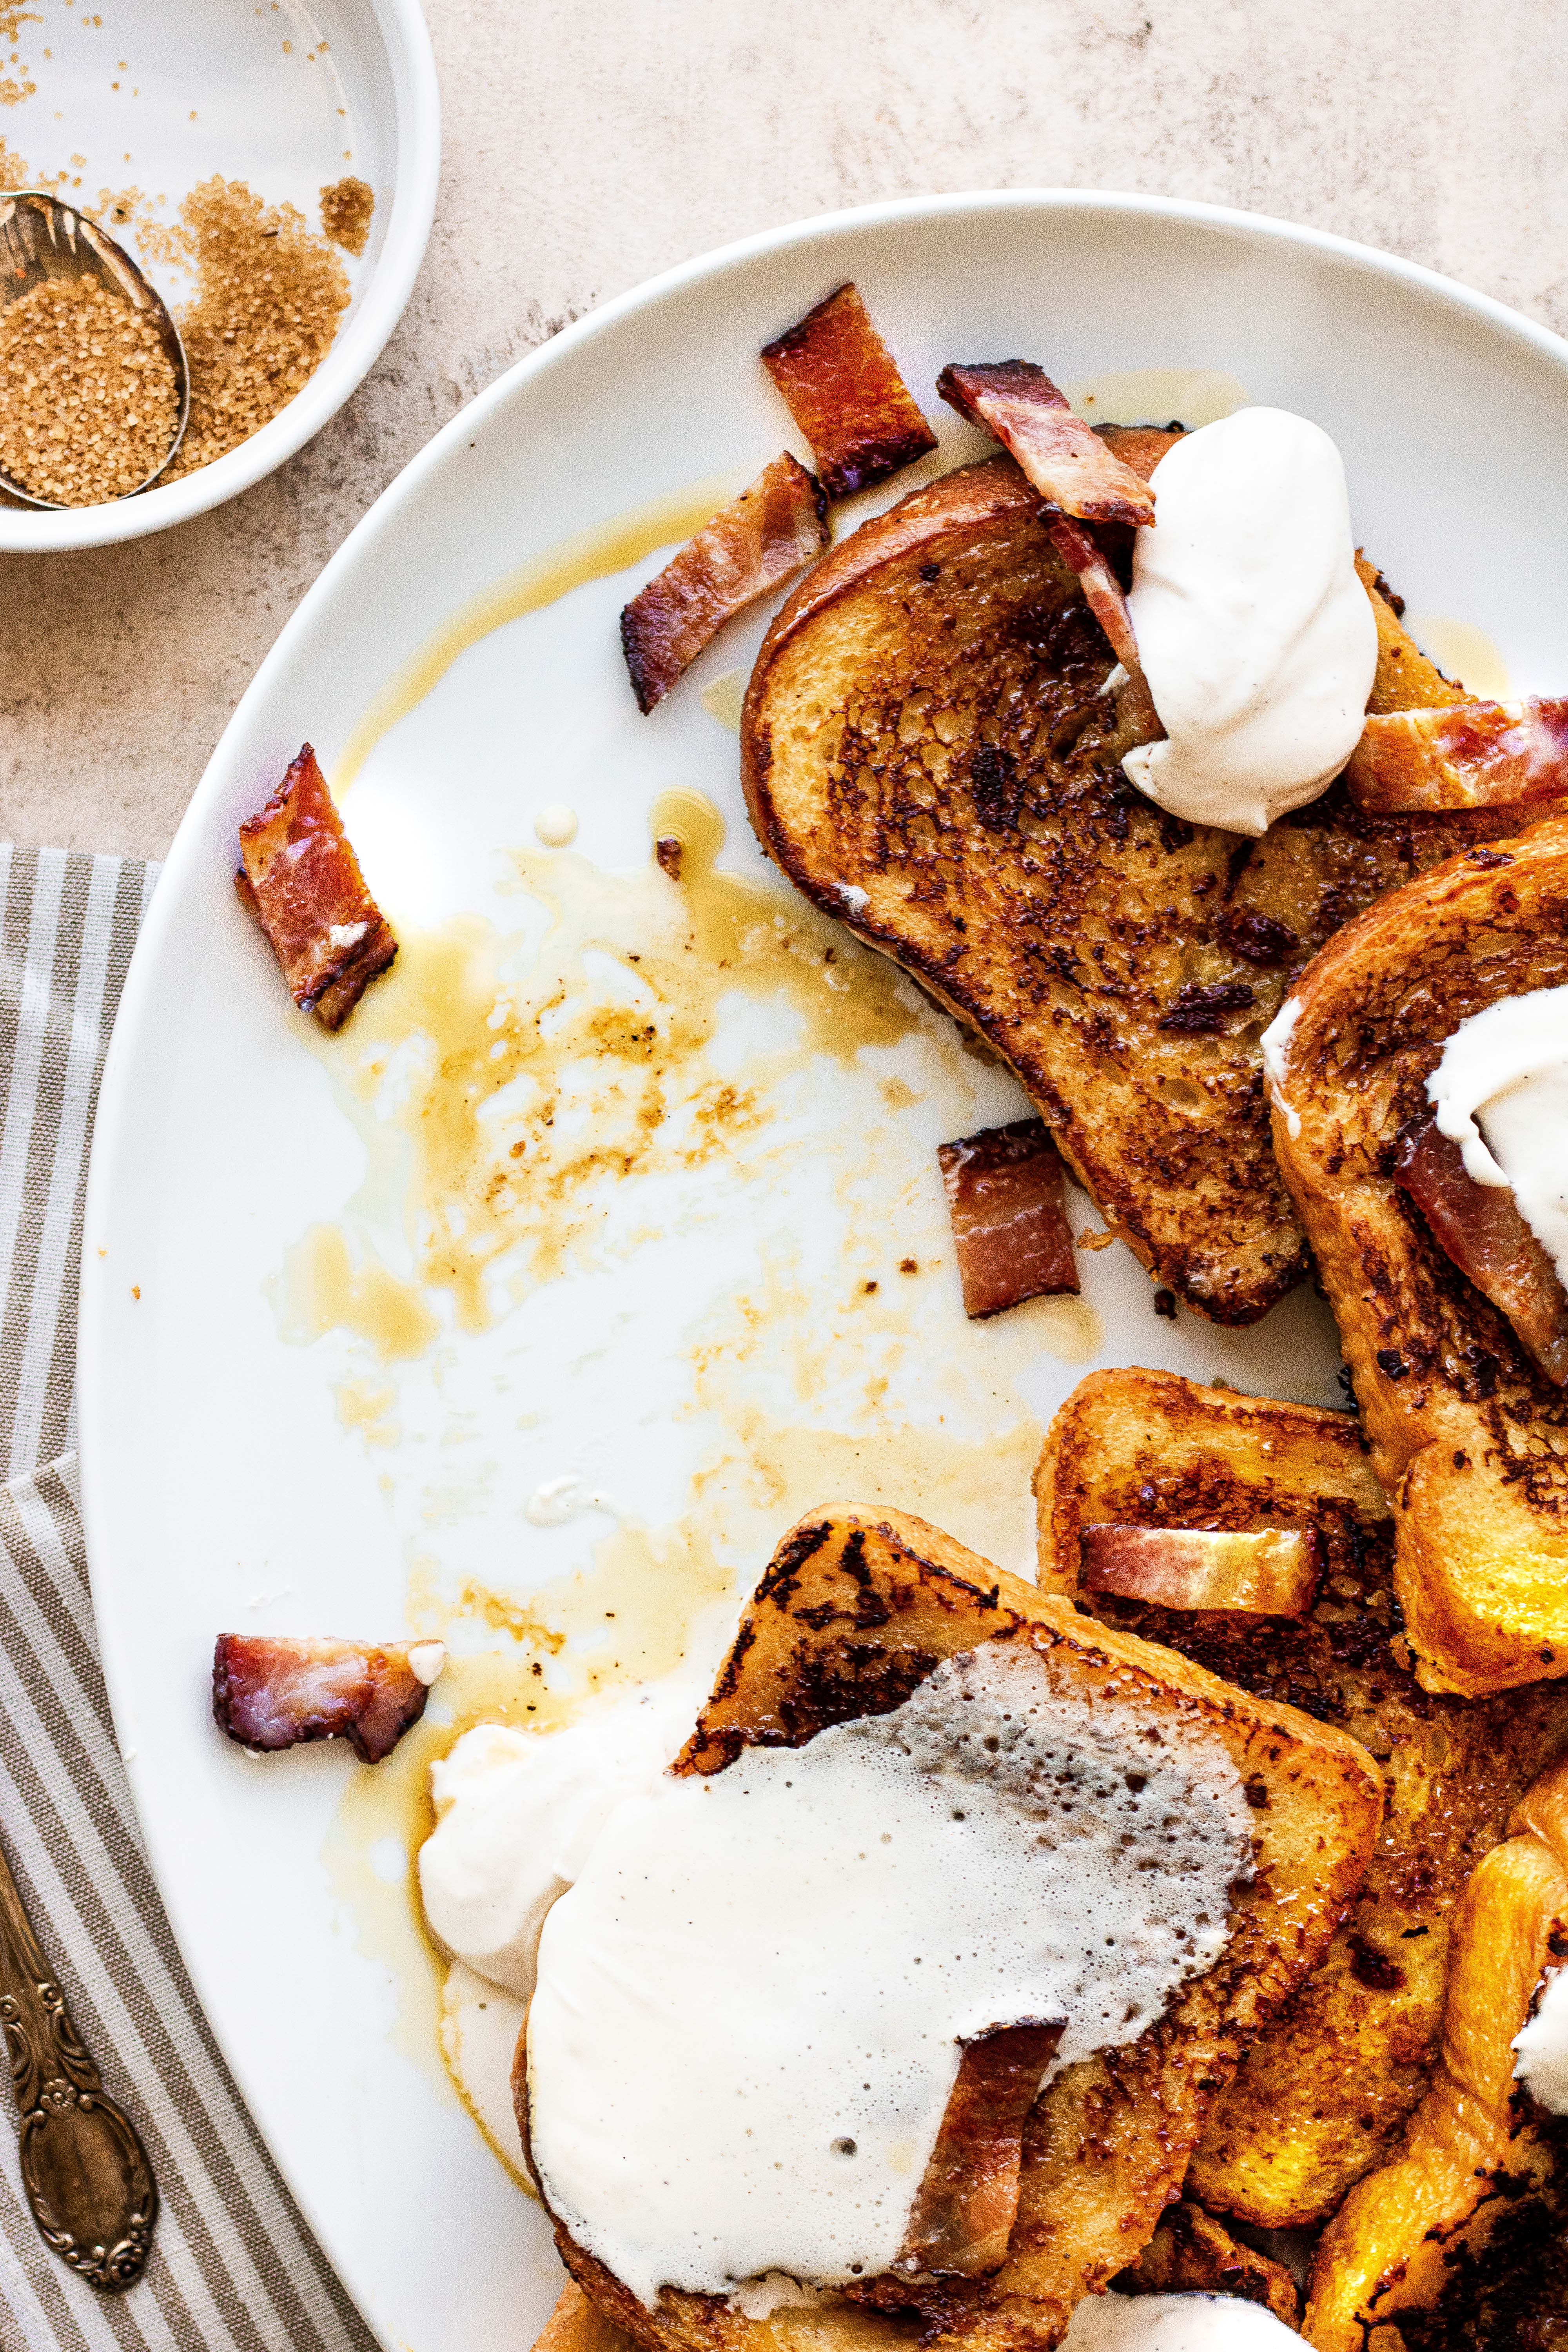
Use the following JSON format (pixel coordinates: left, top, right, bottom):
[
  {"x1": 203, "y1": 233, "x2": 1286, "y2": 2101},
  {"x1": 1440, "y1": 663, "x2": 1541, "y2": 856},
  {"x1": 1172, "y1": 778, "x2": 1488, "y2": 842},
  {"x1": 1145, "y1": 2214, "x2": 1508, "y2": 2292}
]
[
  {"x1": 1427, "y1": 986, "x2": 1568, "y2": 1290},
  {"x1": 525, "y1": 1641, "x2": 1252, "y2": 2309},
  {"x1": 1060, "y1": 2292, "x2": 1303, "y2": 2348},
  {"x1": 1514, "y1": 1966, "x2": 1568, "y2": 2113},
  {"x1": 418, "y1": 1681, "x2": 695, "y2": 1999},
  {"x1": 1122, "y1": 408, "x2": 1377, "y2": 836}
]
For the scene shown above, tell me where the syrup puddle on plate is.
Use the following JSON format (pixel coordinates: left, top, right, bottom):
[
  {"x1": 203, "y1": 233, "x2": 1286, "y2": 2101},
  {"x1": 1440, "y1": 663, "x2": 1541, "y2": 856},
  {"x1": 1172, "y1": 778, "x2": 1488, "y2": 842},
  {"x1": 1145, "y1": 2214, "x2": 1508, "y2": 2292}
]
[
  {"x1": 295, "y1": 786, "x2": 1100, "y2": 2172},
  {"x1": 332, "y1": 475, "x2": 742, "y2": 797},
  {"x1": 1405, "y1": 615, "x2": 1510, "y2": 699}
]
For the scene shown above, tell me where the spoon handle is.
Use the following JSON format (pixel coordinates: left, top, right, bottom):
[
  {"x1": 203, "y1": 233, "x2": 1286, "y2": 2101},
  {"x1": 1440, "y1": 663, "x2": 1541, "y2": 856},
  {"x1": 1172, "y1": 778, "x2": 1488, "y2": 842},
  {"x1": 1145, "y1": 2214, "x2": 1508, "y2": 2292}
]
[{"x1": 0, "y1": 1833, "x2": 157, "y2": 2290}]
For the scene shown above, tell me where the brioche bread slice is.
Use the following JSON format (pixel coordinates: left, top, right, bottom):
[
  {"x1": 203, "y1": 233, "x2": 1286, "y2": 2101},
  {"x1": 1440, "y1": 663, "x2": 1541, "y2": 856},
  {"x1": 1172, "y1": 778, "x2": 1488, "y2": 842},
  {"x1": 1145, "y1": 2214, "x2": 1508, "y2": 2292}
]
[
  {"x1": 740, "y1": 453, "x2": 1565, "y2": 1325},
  {"x1": 1266, "y1": 817, "x2": 1568, "y2": 1696},
  {"x1": 1034, "y1": 1366, "x2": 1568, "y2": 2227},
  {"x1": 534, "y1": 2287, "x2": 639, "y2": 2352},
  {"x1": 1305, "y1": 1756, "x2": 1568, "y2": 2352},
  {"x1": 521, "y1": 1505, "x2": 1381, "y2": 2352}
]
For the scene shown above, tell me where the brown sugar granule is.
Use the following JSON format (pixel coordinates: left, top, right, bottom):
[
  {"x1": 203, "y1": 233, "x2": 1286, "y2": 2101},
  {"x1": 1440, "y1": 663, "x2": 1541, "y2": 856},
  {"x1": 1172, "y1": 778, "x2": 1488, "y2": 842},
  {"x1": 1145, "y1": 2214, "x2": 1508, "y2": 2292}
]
[
  {"x1": 0, "y1": 273, "x2": 178, "y2": 504},
  {"x1": 163, "y1": 175, "x2": 349, "y2": 481},
  {"x1": 319, "y1": 174, "x2": 372, "y2": 256}
]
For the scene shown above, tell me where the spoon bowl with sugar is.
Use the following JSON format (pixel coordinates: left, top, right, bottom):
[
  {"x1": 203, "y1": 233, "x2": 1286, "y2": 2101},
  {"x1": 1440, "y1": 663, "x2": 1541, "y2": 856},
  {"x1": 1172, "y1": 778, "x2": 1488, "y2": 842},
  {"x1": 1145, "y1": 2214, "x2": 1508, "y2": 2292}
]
[{"x1": 0, "y1": 191, "x2": 189, "y2": 510}]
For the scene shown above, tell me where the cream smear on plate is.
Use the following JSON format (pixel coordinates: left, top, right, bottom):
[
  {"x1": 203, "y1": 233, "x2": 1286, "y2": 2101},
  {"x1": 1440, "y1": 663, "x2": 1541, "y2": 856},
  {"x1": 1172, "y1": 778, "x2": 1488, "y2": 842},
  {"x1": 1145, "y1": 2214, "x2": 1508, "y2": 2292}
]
[
  {"x1": 419, "y1": 1678, "x2": 699, "y2": 1998},
  {"x1": 524, "y1": 1641, "x2": 1252, "y2": 2307},
  {"x1": 1123, "y1": 408, "x2": 1377, "y2": 836},
  {"x1": 1427, "y1": 986, "x2": 1568, "y2": 1289},
  {"x1": 1059, "y1": 2292, "x2": 1303, "y2": 2348},
  {"x1": 1514, "y1": 1965, "x2": 1568, "y2": 2113}
]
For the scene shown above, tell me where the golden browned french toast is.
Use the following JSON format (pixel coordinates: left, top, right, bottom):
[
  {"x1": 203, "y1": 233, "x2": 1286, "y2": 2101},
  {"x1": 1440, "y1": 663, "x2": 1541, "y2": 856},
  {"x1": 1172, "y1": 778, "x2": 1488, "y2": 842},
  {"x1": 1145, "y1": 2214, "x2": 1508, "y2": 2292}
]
[
  {"x1": 1123, "y1": 2201, "x2": 1298, "y2": 2327},
  {"x1": 1034, "y1": 1367, "x2": 1568, "y2": 2228},
  {"x1": 533, "y1": 2213, "x2": 1305, "y2": 2352},
  {"x1": 1333, "y1": 2125, "x2": 1568, "y2": 2352},
  {"x1": 1267, "y1": 818, "x2": 1568, "y2": 1696},
  {"x1": 740, "y1": 451, "x2": 1566, "y2": 1324},
  {"x1": 534, "y1": 2286, "x2": 640, "y2": 2352},
  {"x1": 1305, "y1": 1758, "x2": 1568, "y2": 2351},
  {"x1": 525, "y1": 1504, "x2": 1382, "y2": 2352}
]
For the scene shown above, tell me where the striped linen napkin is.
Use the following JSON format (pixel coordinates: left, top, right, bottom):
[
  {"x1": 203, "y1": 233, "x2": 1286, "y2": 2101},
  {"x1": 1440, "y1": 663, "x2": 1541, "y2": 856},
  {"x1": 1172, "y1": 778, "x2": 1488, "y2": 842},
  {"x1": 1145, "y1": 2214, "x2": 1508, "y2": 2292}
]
[{"x1": 0, "y1": 846, "x2": 376, "y2": 2352}]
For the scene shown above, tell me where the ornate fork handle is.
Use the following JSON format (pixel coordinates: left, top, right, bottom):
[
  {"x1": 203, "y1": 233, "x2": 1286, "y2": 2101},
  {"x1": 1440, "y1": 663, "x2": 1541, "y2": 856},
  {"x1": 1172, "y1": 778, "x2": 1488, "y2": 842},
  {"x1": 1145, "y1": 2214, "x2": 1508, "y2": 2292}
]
[{"x1": 0, "y1": 1836, "x2": 156, "y2": 2290}]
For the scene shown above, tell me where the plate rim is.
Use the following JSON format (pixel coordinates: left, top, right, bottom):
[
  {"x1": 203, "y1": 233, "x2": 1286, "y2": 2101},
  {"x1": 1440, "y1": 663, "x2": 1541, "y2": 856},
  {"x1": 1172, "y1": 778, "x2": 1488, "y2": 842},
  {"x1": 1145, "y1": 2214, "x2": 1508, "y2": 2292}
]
[{"x1": 76, "y1": 183, "x2": 1568, "y2": 2340}]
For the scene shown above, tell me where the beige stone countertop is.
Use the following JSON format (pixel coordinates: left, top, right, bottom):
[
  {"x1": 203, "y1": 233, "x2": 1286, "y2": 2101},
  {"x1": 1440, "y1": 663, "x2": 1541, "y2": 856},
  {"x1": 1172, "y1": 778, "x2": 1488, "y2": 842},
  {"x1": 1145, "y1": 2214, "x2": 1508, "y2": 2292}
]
[{"x1": 4, "y1": 0, "x2": 1565, "y2": 862}]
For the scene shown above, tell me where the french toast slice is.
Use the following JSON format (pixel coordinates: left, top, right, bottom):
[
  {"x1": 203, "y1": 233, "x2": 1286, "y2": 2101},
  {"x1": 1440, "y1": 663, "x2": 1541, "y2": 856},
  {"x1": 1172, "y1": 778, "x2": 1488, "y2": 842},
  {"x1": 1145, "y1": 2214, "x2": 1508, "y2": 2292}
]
[
  {"x1": 1122, "y1": 2201, "x2": 1298, "y2": 2327},
  {"x1": 1266, "y1": 817, "x2": 1568, "y2": 1696},
  {"x1": 740, "y1": 454, "x2": 1566, "y2": 1323},
  {"x1": 524, "y1": 1505, "x2": 1382, "y2": 2352},
  {"x1": 1304, "y1": 1757, "x2": 1568, "y2": 2351},
  {"x1": 1034, "y1": 1367, "x2": 1568, "y2": 2228}
]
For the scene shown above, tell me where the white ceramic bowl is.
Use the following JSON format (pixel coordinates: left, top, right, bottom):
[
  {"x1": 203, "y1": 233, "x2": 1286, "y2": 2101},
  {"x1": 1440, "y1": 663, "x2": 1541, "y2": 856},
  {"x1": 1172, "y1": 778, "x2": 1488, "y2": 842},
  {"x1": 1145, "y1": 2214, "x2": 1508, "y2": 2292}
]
[{"x1": 0, "y1": 0, "x2": 439, "y2": 553}]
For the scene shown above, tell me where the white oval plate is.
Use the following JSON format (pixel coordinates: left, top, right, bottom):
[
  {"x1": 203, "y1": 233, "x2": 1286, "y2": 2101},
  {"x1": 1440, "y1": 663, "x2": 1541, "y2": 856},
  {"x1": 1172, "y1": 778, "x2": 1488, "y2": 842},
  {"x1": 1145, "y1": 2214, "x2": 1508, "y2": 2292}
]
[
  {"x1": 0, "y1": 0, "x2": 437, "y2": 551},
  {"x1": 78, "y1": 192, "x2": 1568, "y2": 2352}
]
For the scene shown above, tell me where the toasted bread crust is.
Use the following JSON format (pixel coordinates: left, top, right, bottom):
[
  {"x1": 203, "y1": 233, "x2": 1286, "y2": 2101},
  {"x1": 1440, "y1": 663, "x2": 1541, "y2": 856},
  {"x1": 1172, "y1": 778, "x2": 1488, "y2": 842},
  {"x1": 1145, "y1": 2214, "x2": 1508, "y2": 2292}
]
[
  {"x1": 1268, "y1": 817, "x2": 1568, "y2": 1695},
  {"x1": 1305, "y1": 1759, "x2": 1568, "y2": 2351},
  {"x1": 1125, "y1": 2201, "x2": 1298, "y2": 2327},
  {"x1": 1356, "y1": 555, "x2": 1466, "y2": 715},
  {"x1": 1035, "y1": 1367, "x2": 1568, "y2": 2227},
  {"x1": 533, "y1": 1506, "x2": 1381, "y2": 2352},
  {"x1": 741, "y1": 466, "x2": 1561, "y2": 1325},
  {"x1": 532, "y1": 2287, "x2": 642, "y2": 2352}
]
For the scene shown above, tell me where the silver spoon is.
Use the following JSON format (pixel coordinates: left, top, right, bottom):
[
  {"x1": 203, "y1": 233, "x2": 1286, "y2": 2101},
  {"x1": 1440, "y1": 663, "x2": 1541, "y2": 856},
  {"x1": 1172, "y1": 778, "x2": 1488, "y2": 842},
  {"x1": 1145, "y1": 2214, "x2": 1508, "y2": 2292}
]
[{"x1": 0, "y1": 189, "x2": 189, "y2": 509}]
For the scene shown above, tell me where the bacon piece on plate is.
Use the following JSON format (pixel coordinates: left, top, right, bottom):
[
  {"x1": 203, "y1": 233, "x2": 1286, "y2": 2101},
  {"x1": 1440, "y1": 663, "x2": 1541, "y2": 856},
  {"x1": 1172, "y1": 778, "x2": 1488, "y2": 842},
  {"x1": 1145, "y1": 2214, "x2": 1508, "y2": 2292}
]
[
  {"x1": 935, "y1": 362, "x2": 1156, "y2": 527},
  {"x1": 760, "y1": 283, "x2": 938, "y2": 502},
  {"x1": 1397, "y1": 1111, "x2": 1568, "y2": 1385},
  {"x1": 1081, "y1": 1523, "x2": 1322, "y2": 1618},
  {"x1": 236, "y1": 744, "x2": 397, "y2": 1031},
  {"x1": 897, "y1": 2020, "x2": 1065, "y2": 2277},
  {"x1": 937, "y1": 1118, "x2": 1079, "y2": 1318},
  {"x1": 212, "y1": 1634, "x2": 446, "y2": 1764},
  {"x1": 1346, "y1": 698, "x2": 1568, "y2": 812},
  {"x1": 620, "y1": 454, "x2": 829, "y2": 713}
]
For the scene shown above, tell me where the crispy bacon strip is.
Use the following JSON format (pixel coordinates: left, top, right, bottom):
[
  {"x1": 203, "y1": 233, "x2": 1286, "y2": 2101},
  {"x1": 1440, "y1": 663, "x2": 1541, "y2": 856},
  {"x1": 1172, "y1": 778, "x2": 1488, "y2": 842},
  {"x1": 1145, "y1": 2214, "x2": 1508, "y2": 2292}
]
[
  {"x1": 236, "y1": 744, "x2": 397, "y2": 1031},
  {"x1": 935, "y1": 365, "x2": 1164, "y2": 727},
  {"x1": 1082, "y1": 1523, "x2": 1322, "y2": 1618},
  {"x1": 936, "y1": 362, "x2": 1155, "y2": 526},
  {"x1": 761, "y1": 284, "x2": 937, "y2": 503},
  {"x1": 620, "y1": 454, "x2": 828, "y2": 713},
  {"x1": 212, "y1": 1634, "x2": 446, "y2": 1764},
  {"x1": 897, "y1": 2021, "x2": 1065, "y2": 2277},
  {"x1": 1042, "y1": 512, "x2": 1141, "y2": 672},
  {"x1": 1397, "y1": 1111, "x2": 1568, "y2": 1385},
  {"x1": 1347, "y1": 698, "x2": 1568, "y2": 812},
  {"x1": 937, "y1": 1118, "x2": 1079, "y2": 1318}
]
